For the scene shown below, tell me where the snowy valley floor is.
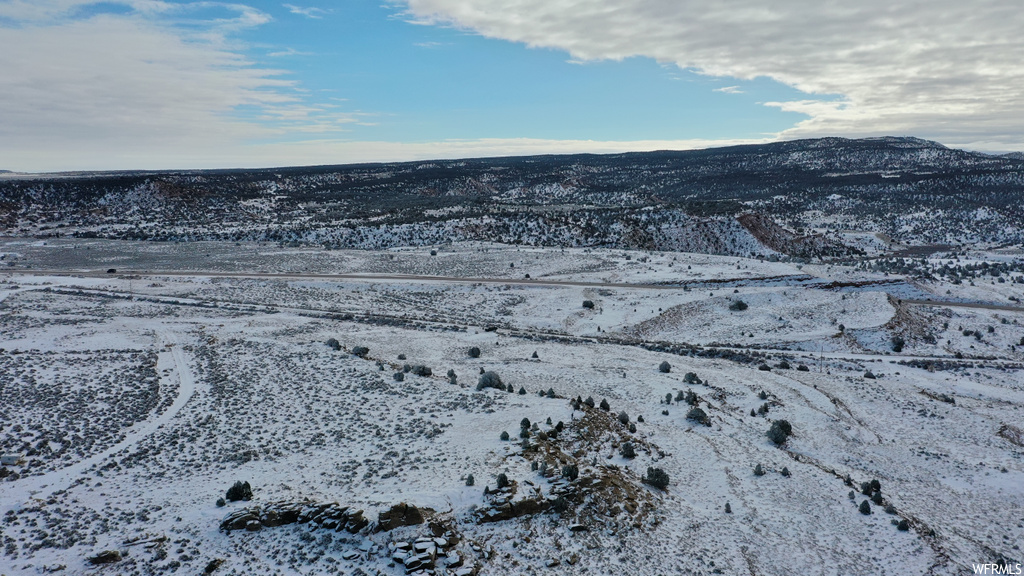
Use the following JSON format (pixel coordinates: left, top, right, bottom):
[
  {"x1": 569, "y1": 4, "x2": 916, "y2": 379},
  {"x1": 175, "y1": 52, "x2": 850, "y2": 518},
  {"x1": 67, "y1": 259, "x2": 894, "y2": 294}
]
[{"x1": 0, "y1": 240, "x2": 1022, "y2": 576}]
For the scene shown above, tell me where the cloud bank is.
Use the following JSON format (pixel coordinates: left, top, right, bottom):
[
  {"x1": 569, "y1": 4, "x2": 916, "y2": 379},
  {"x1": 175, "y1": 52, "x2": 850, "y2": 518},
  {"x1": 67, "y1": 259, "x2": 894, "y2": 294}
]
[
  {"x1": 402, "y1": 0, "x2": 1024, "y2": 150},
  {"x1": 0, "y1": 1, "x2": 356, "y2": 171}
]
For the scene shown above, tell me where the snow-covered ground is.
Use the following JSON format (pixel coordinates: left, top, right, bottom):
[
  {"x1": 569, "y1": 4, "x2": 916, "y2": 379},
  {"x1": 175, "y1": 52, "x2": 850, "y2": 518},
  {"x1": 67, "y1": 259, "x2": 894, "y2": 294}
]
[{"x1": 0, "y1": 240, "x2": 1022, "y2": 576}]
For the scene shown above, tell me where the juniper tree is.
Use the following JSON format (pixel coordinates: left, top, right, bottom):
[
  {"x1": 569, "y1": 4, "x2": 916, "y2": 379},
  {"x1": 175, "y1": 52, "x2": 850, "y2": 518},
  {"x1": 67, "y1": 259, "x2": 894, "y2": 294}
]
[
  {"x1": 477, "y1": 371, "x2": 503, "y2": 391},
  {"x1": 859, "y1": 500, "x2": 871, "y2": 515},
  {"x1": 659, "y1": 361, "x2": 671, "y2": 373},
  {"x1": 600, "y1": 398, "x2": 610, "y2": 411},
  {"x1": 561, "y1": 464, "x2": 579, "y2": 481},
  {"x1": 518, "y1": 386, "x2": 527, "y2": 395},
  {"x1": 644, "y1": 467, "x2": 670, "y2": 490},
  {"x1": 468, "y1": 346, "x2": 481, "y2": 358},
  {"x1": 665, "y1": 392, "x2": 673, "y2": 404},
  {"x1": 547, "y1": 387, "x2": 556, "y2": 398},
  {"x1": 226, "y1": 481, "x2": 253, "y2": 502},
  {"x1": 686, "y1": 407, "x2": 708, "y2": 426},
  {"x1": 620, "y1": 442, "x2": 636, "y2": 459},
  {"x1": 584, "y1": 396, "x2": 595, "y2": 408},
  {"x1": 753, "y1": 463, "x2": 765, "y2": 476},
  {"x1": 767, "y1": 420, "x2": 792, "y2": 445},
  {"x1": 725, "y1": 502, "x2": 732, "y2": 513},
  {"x1": 500, "y1": 431, "x2": 509, "y2": 441},
  {"x1": 496, "y1": 473, "x2": 509, "y2": 490},
  {"x1": 685, "y1": 390, "x2": 698, "y2": 406},
  {"x1": 618, "y1": 411, "x2": 630, "y2": 425},
  {"x1": 465, "y1": 474, "x2": 475, "y2": 486},
  {"x1": 352, "y1": 346, "x2": 369, "y2": 357},
  {"x1": 325, "y1": 338, "x2": 340, "y2": 351}
]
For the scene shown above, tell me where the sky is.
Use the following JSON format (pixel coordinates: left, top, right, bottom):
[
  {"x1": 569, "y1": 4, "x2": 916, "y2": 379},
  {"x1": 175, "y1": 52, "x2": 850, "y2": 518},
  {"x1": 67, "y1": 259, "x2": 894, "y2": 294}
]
[{"x1": 1, "y1": 0, "x2": 1022, "y2": 172}]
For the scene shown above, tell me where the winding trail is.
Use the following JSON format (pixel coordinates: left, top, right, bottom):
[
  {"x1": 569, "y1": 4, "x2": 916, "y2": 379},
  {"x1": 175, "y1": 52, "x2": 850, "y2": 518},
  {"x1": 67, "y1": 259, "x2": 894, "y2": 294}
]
[{"x1": 0, "y1": 329, "x2": 198, "y2": 511}]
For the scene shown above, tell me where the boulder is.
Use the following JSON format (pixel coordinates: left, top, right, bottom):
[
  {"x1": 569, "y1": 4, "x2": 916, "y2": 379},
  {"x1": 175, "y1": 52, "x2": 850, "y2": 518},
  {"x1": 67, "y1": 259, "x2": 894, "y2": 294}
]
[{"x1": 376, "y1": 503, "x2": 425, "y2": 532}]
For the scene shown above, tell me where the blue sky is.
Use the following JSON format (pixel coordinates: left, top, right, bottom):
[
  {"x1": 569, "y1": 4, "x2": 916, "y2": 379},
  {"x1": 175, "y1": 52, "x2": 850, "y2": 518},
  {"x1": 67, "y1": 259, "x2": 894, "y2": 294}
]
[
  {"x1": 0, "y1": 0, "x2": 1021, "y2": 171},
  {"x1": 231, "y1": 1, "x2": 813, "y2": 144}
]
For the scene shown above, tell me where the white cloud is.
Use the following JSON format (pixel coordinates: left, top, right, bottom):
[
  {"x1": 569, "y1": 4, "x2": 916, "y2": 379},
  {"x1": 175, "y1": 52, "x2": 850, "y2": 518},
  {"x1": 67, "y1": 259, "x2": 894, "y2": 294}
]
[
  {"x1": 713, "y1": 86, "x2": 743, "y2": 94},
  {"x1": 400, "y1": 0, "x2": 1024, "y2": 149},
  {"x1": 3, "y1": 137, "x2": 770, "y2": 173},
  {"x1": 283, "y1": 4, "x2": 328, "y2": 19},
  {"x1": 0, "y1": 1, "x2": 363, "y2": 171}
]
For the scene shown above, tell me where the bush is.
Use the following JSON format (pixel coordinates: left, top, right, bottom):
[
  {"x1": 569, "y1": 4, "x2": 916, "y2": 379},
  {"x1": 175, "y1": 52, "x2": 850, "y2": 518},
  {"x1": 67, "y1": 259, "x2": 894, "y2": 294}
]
[
  {"x1": 864, "y1": 371, "x2": 876, "y2": 379},
  {"x1": 776, "y1": 360, "x2": 791, "y2": 370},
  {"x1": 582, "y1": 300, "x2": 595, "y2": 309},
  {"x1": 859, "y1": 500, "x2": 871, "y2": 515},
  {"x1": 871, "y1": 492, "x2": 884, "y2": 505},
  {"x1": 781, "y1": 466, "x2": 790, "y2": 477},
  {"x1": 477, "y1": 371, "x2": 504, "y2": 391},
  {"x1": 397, "y1": 354, "x2": 407, "y2": 360},
  {"x1": 686, "y1": 407, "x2": 708, "y2": 425},
  {"x1": 411, "y1": 365, "x2": 432, "y2": 377},
  {"x1": 644, "y1": 467, "x2": 670, "y2": 490},
  {"x1": 891, "y1": 335, "x2": 905, "y2": 353},
  {"x1": 352, "y1": 346, "x2": 369, "y2": 357},
  {"x1": 496, "y1": 473, "x2": 509, "y2": 489},
  {"x1": 325, "y1": 338, "x2": 340, "y2": 351},
  {"x1": 684, "y1": 390, "x2": 698, "y2": 406},
  {"x1": 531, "y1": 351, "x2": 539, "y2": 359},
  {"x1": 520, "y1": 418, "x2": 531, "y2": 430},
  {"x1": 753, "y1": 463, "x2": 765, "y2": 476},
  {"x1": 561, "y1": 464, "x2": 579, "y2": 481},
  {"x1": 468, "y1": 346, "x2": 481, "y2": 358},
  {"x1": 518, "y1": 387, "x2": 527, "y2": 395},
  {"x1": 683, "y1": 372, "x2": 700, "y2": 384},
  {"x1": 618, "y1": 411, "x2": 630, "y2": 425},
  {"x1": 664, "y1": 392, "x2": 673, "y2": 404},
  {"x1": 584, "y1": 396, "x2": 595, "y2": 408},
  {"x1": 729, "y1": 300, "x2": 748, "y2": 311},
  {"x1": 393, "y1": 372, "x2": 404, "y2": 382},
  {"x1": 620, "y1": 442, "x2": 636, "y2": 459},
  {"x1": 658, "y1": 361, "x2": 671, "y2": 373},
  {"x1": 465, "y1": 474, "x2": 475, "y2": 486},
  {"x1": 500, "y1": 431, "x2": 509, "y2": 441},
  {"x1": 758, "y1": 363, "x2": 772, "y2": 371},
  {"x1": 215, "y1": 497, "x2": 226, "y2": 507},
  {"x1": 547, "y1": 387, "x2": 556, "y2": 398},
  {"x1": 767, "y1": 420, "x2": 792, "y2": 445},
  {"x1": 758, "y1": 390, "x2": 768, "y2": 400},
  {"x1": 797, "y1": 364, "x2": 810, "y2": 371},
  {"x1": 226, "y1": 481, "x2": 252, "y2": 502},
  {"x1": 724, "y1": 502, "x2": 732, "y2": 514},
  {"x1": 897, "y1": 519, "x2": 910, "y2": 531},
  {"x1": 507, "y1": 384, "x2": 515, "y2": 393},
  {"x1": 599, "y1": 398, "x2": 610, "y2": 411}
]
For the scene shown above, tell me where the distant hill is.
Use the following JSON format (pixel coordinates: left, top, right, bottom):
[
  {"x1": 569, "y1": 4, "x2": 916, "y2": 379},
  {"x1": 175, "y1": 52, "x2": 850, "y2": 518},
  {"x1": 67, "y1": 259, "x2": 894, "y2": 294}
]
[{"x1": 2, "y1": 136, "x2": 1022, "y2": 252}]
